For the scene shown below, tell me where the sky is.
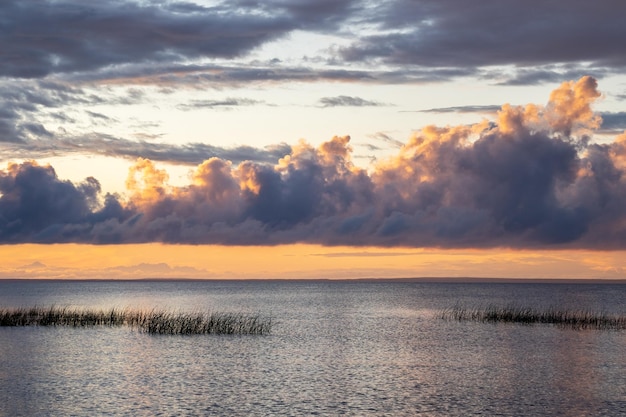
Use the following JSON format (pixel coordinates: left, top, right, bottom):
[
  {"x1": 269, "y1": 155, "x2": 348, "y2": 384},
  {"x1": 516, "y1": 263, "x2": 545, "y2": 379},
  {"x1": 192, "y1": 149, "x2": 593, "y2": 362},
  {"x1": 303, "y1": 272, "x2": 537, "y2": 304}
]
[{"x1": 2, "y1": 0, "x2": 626, "y2": 279}]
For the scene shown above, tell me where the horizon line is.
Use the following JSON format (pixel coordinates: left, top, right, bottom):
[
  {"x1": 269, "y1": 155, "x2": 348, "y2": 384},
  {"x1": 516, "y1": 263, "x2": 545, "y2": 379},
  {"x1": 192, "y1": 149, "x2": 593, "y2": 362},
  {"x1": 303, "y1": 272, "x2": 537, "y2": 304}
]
[{"x1": 1, "y1": 277, "x2": 625, "y2": 284}]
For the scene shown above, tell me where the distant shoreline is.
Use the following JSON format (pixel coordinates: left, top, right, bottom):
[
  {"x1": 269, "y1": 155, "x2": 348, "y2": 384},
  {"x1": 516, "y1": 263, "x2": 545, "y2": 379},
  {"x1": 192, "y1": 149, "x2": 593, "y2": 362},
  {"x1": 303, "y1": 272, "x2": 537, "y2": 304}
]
[{"x1": 1, "y1": 277, "x2": 625, "y2": 284}]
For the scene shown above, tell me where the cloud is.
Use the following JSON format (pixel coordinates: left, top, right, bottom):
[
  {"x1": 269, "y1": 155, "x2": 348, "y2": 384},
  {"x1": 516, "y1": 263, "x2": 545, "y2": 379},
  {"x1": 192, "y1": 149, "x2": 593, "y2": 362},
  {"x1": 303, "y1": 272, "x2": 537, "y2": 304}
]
[
  {"x1": 340, "y1": 1, "x2": 626, "y2": 74},
  {"x1": 2, "y1": 77, "x2": 626, "y2": 249},
  {"x1": 599, "y1": 112, "x2": 626, "y2": 133},
  {"x1": 491, "y1": 65, "x2": 607, "y2": 86},
  {"x1": 0, "y1": 260, "x2": 210, "y2": 279},
  {"x1": 0, "y1": 0, "x2": 295, "y2": 78},
  {"x1": 1, "y1": 0, "x2": 623, "y2": 90},
  {"x1": 0, "y1": 78, "x2": 292, "y2": 163},
  {"x1": 417, "y1": 105, "x2": 500, "y2": 114},
  {"x1": 0, "y1": 64, "x2": 465, "y2": 148},
  {"x1": 85, "y1": 111, "x2": 115, "y2": 121},
  {"x1": 176, "y1": 98, "x2": 265, "y2": 110},
  {"x1": 0, "y1": 79, "x2": 145, "y2": 143},
  {"x1": 0, "y1": 161, "x2": 133, "y2": 243},
  {"x1": 368, "y1": 132, "x2": 406, "y2": 149},
  {"x1": 0, "y1": 0, "x2": 367, "y2": 83},
  {"x1": 318, "y1": 96, "x2": 385, "y2": 108},
  {"x1": 311, "y1": 251, "x2": 417, "y2": 257},
  {"x1": 2, "y1": 134, "x2": 292, "y2": 166},
  {"x1": 109, "y1": 262, "x2": 206, "y2": 277},
  {"x1": 67, "y1": 61, "x2": 467, "y2": 87},
  {"x1": 20, "y1": 261, "x2": 46, "y2": 269}
]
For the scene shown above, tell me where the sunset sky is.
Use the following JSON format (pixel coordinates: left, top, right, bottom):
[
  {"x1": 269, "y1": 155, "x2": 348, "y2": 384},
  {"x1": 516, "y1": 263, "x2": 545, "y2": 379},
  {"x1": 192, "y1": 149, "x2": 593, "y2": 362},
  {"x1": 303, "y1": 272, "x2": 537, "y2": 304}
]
[{"x1": 2, "y1": 0, "x2": 626, "y2": 279}]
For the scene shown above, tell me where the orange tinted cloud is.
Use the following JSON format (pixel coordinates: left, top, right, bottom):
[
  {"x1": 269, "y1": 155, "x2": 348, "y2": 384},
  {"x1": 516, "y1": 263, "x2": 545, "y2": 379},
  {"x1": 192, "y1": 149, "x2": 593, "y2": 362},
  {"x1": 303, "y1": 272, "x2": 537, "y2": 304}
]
[
  {"x1": 1, "y1": 77, "x2": 626, "y2": 249},
  {"x1": 126, "y1": 157, "x2": 170, "y2": 208},
  {"x1": 546, "y1": 76, "x2": 602, "y2": 135}
]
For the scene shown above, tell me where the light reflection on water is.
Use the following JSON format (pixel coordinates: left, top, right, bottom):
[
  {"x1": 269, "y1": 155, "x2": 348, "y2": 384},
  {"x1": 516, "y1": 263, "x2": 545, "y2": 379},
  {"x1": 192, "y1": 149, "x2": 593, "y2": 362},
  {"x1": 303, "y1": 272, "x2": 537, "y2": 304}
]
[{"x1": 0, "y1": 280, "x2": 625, "y2": 416}]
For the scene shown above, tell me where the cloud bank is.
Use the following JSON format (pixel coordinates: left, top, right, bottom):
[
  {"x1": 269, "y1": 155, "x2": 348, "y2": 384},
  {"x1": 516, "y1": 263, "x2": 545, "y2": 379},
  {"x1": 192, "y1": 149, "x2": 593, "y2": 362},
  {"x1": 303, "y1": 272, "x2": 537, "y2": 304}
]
[
  {"x1": 0, "y1": 0, "x2": 295, "y2": 78},
  {"x1": 2, "y1": 77, "x2": 626, "y2": 248},
  {"x1": 340, "y1": 0, "x2": 626, "y2": 79}
]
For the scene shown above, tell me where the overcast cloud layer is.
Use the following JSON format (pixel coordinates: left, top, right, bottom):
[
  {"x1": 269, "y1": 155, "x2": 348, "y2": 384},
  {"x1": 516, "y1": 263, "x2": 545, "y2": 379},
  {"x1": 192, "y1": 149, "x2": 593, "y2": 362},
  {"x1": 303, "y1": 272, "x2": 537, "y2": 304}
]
[
  {"x1": 2, "y1": 77, "x2": 626, "y2": 248},
  {"x1": 3, "y1": 0, "x2": 625, "y2": 81}
]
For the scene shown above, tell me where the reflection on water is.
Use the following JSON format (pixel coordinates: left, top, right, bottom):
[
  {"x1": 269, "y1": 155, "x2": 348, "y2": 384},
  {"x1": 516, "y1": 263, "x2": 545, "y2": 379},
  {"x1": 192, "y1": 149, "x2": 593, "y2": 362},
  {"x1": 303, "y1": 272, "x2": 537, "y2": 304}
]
[{"x1": 0, "y1": 280, "x2": 625, "y2": 416}]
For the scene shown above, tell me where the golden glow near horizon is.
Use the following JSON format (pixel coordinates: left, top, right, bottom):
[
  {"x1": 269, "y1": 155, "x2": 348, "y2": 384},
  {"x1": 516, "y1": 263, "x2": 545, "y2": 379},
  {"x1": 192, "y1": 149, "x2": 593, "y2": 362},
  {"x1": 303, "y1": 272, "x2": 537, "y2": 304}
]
[{"x1": 1, "y1": 243, "x2": 625, "y2": 280}]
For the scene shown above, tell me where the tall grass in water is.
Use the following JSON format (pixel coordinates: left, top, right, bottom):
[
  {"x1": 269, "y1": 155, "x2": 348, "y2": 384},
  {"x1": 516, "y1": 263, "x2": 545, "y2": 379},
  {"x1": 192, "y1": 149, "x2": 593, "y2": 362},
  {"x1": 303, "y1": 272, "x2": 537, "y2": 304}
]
[
  {"x1": 0, "y1": 307, "x2": 272, "y2": 335},
  {"x1": 440, "y1": 305, "x2": 626, "y2": 330},
  {"x1": 142, "y1": 311, "x2": 272, "y2": 335}
]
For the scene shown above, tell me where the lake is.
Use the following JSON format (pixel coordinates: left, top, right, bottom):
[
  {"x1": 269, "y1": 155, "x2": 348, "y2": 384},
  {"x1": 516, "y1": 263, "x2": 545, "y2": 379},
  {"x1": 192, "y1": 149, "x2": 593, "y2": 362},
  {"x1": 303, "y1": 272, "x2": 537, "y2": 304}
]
[{"x1": 0, "y1": 279, "x2": 625, "y2": 416}]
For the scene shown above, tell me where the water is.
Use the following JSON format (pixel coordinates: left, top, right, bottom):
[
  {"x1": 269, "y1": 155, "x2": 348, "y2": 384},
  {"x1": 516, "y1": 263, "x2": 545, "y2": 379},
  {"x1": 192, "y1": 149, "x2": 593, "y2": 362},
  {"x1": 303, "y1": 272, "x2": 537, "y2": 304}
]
[{"x1": 0, "y1": 280, "x2": 625, "y2": 416}]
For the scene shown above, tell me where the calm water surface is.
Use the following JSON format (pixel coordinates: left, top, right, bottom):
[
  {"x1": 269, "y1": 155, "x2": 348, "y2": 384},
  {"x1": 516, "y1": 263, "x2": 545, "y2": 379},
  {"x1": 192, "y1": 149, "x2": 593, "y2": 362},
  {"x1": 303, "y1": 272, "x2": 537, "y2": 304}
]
[{"x1": 0, "y1": 280, "x2": 625, "y2": 416}]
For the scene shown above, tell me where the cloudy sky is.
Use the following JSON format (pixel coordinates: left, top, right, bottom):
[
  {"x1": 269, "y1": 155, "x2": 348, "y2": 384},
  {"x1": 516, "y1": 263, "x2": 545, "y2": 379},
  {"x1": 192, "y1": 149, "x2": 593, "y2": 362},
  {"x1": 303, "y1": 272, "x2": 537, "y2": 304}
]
[{"x1": 2, "y1": 0, "x2": 626, "y2": 279}]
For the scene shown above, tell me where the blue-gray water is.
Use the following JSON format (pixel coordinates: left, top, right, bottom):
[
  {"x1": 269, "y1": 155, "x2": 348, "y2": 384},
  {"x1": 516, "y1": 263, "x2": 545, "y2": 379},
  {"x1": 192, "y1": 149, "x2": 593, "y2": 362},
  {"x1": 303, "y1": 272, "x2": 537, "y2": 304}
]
[{"x1": 0, "y1": 279, "x2": 625, "y2": 416}]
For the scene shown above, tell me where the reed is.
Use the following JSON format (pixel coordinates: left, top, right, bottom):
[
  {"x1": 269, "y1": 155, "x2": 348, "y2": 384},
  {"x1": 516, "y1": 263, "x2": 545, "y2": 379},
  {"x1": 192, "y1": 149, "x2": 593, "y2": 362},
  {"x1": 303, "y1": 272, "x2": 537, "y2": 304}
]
[
  {"x1": 440, "y1": 305, "x2": 626, "y2": 330},
  {"x1": 0, "y1": 306, "x2": 272, "y2": 335}
]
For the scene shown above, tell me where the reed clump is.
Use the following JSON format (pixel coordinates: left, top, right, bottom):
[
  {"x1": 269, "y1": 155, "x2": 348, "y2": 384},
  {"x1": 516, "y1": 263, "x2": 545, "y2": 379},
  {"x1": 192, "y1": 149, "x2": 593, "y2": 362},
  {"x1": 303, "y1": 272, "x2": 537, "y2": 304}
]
[
  {"x1": 0, "y1": 306, "x2": 272, "y2": 335},
  {"x1": 440, "y1": 305, "x2": 626, "y2": 330}
]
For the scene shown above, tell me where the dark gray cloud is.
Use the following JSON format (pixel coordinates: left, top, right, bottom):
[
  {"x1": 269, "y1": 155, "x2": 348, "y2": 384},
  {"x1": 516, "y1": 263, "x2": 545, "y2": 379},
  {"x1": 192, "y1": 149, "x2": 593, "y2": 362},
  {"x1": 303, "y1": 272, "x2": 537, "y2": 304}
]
[
  {"x1": 1, "y1": 0, "x2": 623, "y2": 89},
  {"x1": 0, "y1": 162, "x2": 133, "y2": 243},
  {"x1": 0, "y1": 107, "x2": 22, "y2": 143},
  {"x1": 0, "y1": 0, "x2": 295, "y2": 78},
  {"x1": 311, "y1": 251, "x2": 417, "y2": 257},
  {"x1": 176, "y1": 98, "x2": 264, "y2": 110},
  {"x1": 2, "y1": 134, "x2": 292, "y2": 166},
  {"x1": 600, "y1": 112, "x2": 626, "y2": 132},
  {"x1": 68, "y1": 61, "x2": 470, "y2": 86},
  {"x1": 360, "y1": 132, "x2": 405, "y2": 153},
  {"x1": 417, "y1": 105, "x2": 500, "y2": 114},
  {"x1": 0, "y1": 77, "x2": 214, "y2": 169},
  {"x1": 0, "y1": 0, "x2": 367, "y2": 80},
  {"x1": 0, "y1": 78, "x2": 291, "y2": 165},
  {"x1": 495, "y1": 71, "x2": 569, "y2": 87},
  {"x1": 340, "y1": 0, "x2": 626, "y2": 75},
  {"x1": 370, "y1": 132, "x2": 406, "y2": 149},
  {"x1": 0, "y1": 62, "x2": 473, "y2": 148},
  {"x1": 86, "y1": 111, "x2": 115, "y2": 122},
  {"x1": 0, "y1": 79, "x2": 147, "y2": 143},
  {"x1": 318, "y1": 96, "x2": 385, "y2": 108},
  {"x1": 491, "y1": 66, "x2": 610, "y2": 86},
  {"x1": 241, "y1": 0, "x2": 358, "y2": 28}
]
